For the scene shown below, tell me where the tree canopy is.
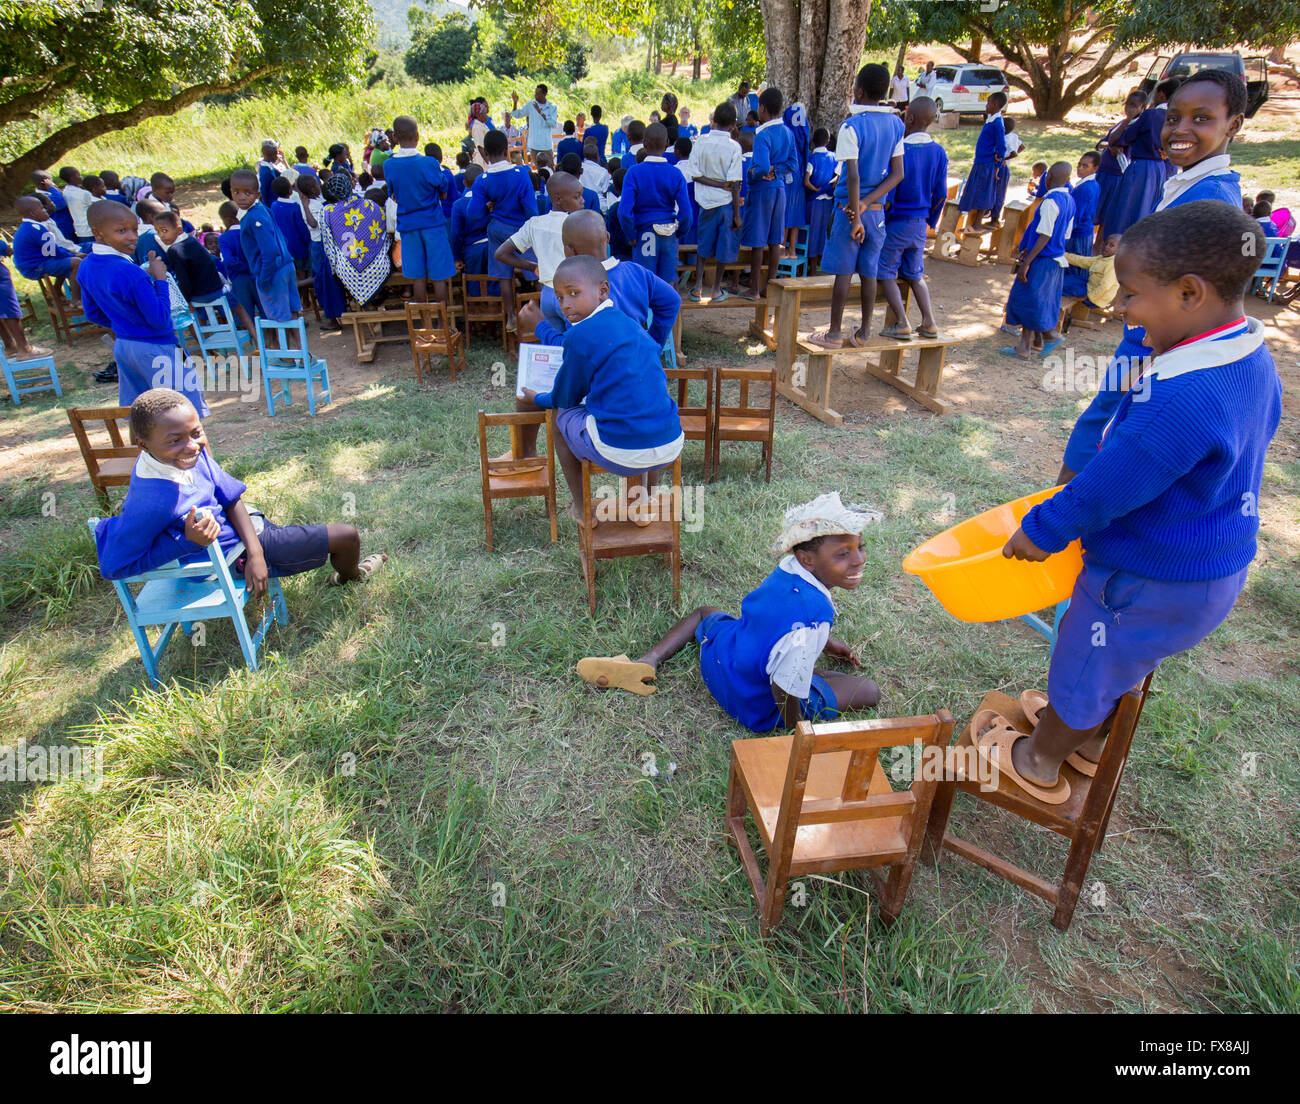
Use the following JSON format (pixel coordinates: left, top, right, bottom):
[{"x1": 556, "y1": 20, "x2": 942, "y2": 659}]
[
  {"x1": 405, "y1": 11, "x2": 479, "y2": 85},
  {"x1": 0, "y1": 0, "x2": 372, "y2": 203}
]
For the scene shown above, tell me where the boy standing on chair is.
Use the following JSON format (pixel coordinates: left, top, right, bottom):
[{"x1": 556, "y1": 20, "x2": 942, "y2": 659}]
[
  {"x1": 383, "y1": 115, "x2": 457, "y2": 306},
  {"x1": 95, "y1": 388, "x2": 387, "y2": 587},
  {"x1": 230, "y1": 169, "x2": 300, "y2": 323},
  {"x1": 618, "y1": 122, "x2": 695, "y2": 285},
  {"x1": 808, "y1": 65, "x2": 905, "y2": 349},
  {"x1": 576, "y1": 492, "x2": 880, "y2": 732},
  {"x1": 468, "y1": 128, "x2": 539, "y2": 331}
]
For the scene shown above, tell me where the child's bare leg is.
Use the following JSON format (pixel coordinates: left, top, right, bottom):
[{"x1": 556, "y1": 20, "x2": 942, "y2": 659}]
[
  {"x1": 817, "y1": 670, "x2": 881, "y2": 710},
  {"x1": 553, "y1": 432, "x2": 584, "y2": 520},
  {"x1": 232, "y1": 301, "x2": 256, "y2": 335},
  {"x1": 502, "y1": 281, "x2": 517, "y2": 329},
  {"x1": 1016, "y1": 328, "x2": 1035, "y2": 357},
  {"x1": 325, "y1": 523, "x2": 362, "y2": 581},
  {"x1": 764, "y1": 240, "x2": 780, "y2": 295},
  {"x1": 746, "y1": 246, "x2": 763, "y2": 299},
  {"x1": 1013, "y1": 703, "x2": 1106, "y2": 787},
  {"x1": 431, "y1": 278, "x2": 449, "y2": 305},
  {"x1": 0, "y1": 318, "x2": 21, "y2": 353},
  {"x1": 906, "y1": 276, "x2": 937, "y2": 331},
  {"x1": 810, "y1": 272, "x2": 853, "y2": 345},
  {"x1": 412, "y1": 277, "x2": 428, "y2": 303},
  {"x1": 637, "y1": 606, "x2": 724, "y2": 669},
  {"x1": 709, "y1": 258, "x2": 726, "y2": 297},
  {"x1": 511, "y1": 393, "x2": 542, "y2": 456},
  {"x1": 693, "y1": 252, "x2": 706, "y2": 297},
  {"x1": 854, "y1": 276, "x2": 878, "y2": 342},
  {"x1": 880, "y1": 277, "x2": 908, "y2": 329},
  {"x1": 68, "y1": 257, "x2": 83, "y2": 303}
]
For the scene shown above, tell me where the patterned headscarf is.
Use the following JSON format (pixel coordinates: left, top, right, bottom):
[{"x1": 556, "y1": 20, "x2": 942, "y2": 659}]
[
  {"x1": 321, "y1": 171, "x2": 352, "y2": 203},
  {"x1": 320, "y1": 175, "x2": 389, "y2": 305}
]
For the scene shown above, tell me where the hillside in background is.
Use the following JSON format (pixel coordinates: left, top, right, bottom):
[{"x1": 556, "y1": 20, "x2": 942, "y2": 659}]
[{"x1": 372, "y1": 0, "x2": 474, "y2": 47}]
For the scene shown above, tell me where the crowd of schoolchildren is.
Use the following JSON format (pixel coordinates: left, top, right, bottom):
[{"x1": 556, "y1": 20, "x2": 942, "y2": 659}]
[{"x1": 2, "y1": 63, "x2": 1284, "y2": 808}]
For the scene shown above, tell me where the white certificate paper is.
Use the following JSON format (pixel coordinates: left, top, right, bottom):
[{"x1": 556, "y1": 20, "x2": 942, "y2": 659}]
[{"x1": 516, "y1": 343, "x2": 563, "y2": 398}]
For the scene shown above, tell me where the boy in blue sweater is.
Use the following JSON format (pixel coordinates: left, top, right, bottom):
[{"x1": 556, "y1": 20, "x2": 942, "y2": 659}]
[
  {"x1": 804, "y1": 127, "x2": 839, "y2": 269},
  {"x1": 990, "y1": 201, "x2": 1282, "y2": 803},
  {"x1": 77, "y1": 200, "x2": 207, "y2": 415},
  {"x1": 95, "y1": 388, "x2": 387, "y2": 590},
  {"x1": 383, "y1": 116, "x2": 457, "y2": 306},
  {"x1": 878, "y1": 97, "x2": 948, "y2": 341},
  {"x1": 230, "y1": 169, "x2": 300, "y2": 322},
  {"x1": 1000, "y1": 161, "x2": 1075, "y2": 360},
  {"x1": 217, "y1": 201, "x2": 258, "y2": 330},
  {"x1": 31, "y1": 170, "x2": 77, "y2": 241},
  {"x1": 809, "y1": 64, "x2": 905, "y2": 348},
  {"x1": 468, "y1": 128, "x2": 539, "y2": 330},
  {"x1": 741, "y1": 88, "x2": 797, "y2": 300},
  {"x1": 515, "y1": 255, "x2": 683, "y2": 523},
  {"x1": 152, "y1": 209, "x2": 227, "y2": 307},
  {"x1": 618, "y1": 122, "x2": 695, "y2": 284},
  {"x1": 269, "y1": 175, "x2": 311, "y2": 278},
  {"x1": 576, "y1": 492, "x2": 880, "y2": 731},
  {"x1": 12, "y1": 195, "x2": 85, "y2": 300},
  {"x1": 450, "y1": 165, "x2": 490, "y2": 288}
]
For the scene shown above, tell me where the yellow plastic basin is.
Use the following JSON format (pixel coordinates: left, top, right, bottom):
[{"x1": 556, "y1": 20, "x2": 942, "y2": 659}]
[{"x1": 902, "y1": 487, "x2": 1083, "y2": 622}]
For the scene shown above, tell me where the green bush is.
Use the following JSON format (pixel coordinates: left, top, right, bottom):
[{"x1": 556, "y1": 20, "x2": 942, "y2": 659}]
[{"x1": 405, "y1": 13, "x2": 479, "y2": 86}]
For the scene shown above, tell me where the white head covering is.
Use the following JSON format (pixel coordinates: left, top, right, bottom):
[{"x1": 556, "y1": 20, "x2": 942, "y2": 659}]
[{"x1": 772, "y1": 492, "x2": 882, "y2": 556}]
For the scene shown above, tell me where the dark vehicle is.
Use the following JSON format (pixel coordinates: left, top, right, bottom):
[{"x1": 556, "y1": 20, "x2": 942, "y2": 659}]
[{"x1": 1139, "y1": 52, "x2": 1269, "y2": 117}]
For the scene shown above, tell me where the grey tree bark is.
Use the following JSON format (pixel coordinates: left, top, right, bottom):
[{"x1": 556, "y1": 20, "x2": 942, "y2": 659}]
[{"x1": 760, "y1": 0, "x2": 874, "y2": 136}]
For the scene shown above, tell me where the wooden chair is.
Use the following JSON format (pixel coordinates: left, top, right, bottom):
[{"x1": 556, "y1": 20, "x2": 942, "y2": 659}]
[
  {"x1": 665, "y1": 364, "x2": 715, "y2": 481},
  {"x1": 726, "y1": 710, "x2": 957, "y2": 935},
  {"x1": 713, "y1": 363, "x2": 777, "y2": 482},
  {"x1": 512, "y1": 289, "x2": 542, "y2": 353},
  {"x1": 38, "y1": 276, "x2": 107, "y2": 343},
  {"x1": 461, "y1": 273, "x2": 508, "y2": 353},
  {"x1": 87, "y1": 515, "x2": 287, "y2": 689},
  {"x1": 1, "y1": 347, "x2": 62, "y2": 405},
  {"x1": 477, "y1": 410, "x2": 558, "y2": 551},
  {"x1": 19, "y1": 294, "x2": 37, "y2": 328},
  {"x1": 578, "y1": 458, "x2": 681, "y2": 614},
  {"x1": 405, "y1": 301, "x2": 466, "y2": 383},
  {"x1": 923, "y1": 675, "x2": 1153, "y2": 931},
  {"x1": 67, "y1": 405, "x2": 135, "y2": 510},
  {"x1": 255, "y1": 316, "x2": 331, "y2": 416}
]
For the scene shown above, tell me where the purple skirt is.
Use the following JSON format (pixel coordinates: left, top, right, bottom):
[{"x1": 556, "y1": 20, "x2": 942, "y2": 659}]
[{"x1": 1103, "y1": 159, "x2": 1164, "y2": 237}]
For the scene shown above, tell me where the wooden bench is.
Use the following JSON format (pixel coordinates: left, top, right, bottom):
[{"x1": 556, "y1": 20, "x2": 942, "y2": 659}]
[
  {"x1": 996, "y1": 197, "x2": 1038, "y2": 264},
  {"x1": 782, "y1": 332, "x2": 960, "y2": 423},
  {"x1": 1058, "y1": 295, "x2": 1113, "y2": 333},
  {"x1": 671, "y1": 295, "x2": 774, "y2": 356},
  {"x1": 340, "y1": 307, "x2": 411, "y2": 363}
]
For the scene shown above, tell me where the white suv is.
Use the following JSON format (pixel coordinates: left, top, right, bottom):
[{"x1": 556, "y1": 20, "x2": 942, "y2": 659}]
[{"x1": 925, "y1": 65, "x2": 1010, "y2": 116}]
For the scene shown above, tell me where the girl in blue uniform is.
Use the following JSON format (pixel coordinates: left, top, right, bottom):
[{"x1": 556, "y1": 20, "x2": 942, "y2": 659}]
[
  {"x1": 575, "y1": 493, "x2": 880, "y2": 732},
  {"x1": 1093, "y1": 91, "x2": 1147, "y2": 247},
  {"x1": 803, "y1": 128, "x2": 839, "y2": 267},
  {"x1": 958, "y1": 92, "x2": 1007, "y2": 232},
  {"x1": 1001, "y1": 161, "x2": 1075, "y2": 360},
  {"x1": 1104, "y1": 80, "x2": 1179, "y2": 237}
]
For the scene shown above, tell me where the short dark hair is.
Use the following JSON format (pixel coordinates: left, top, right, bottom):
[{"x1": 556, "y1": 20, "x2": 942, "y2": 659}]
[
  {"x1": 1155, "y1": 77, "x2": 1183, "y2": 101},
  {"x1": 713, "y1": 101, "x2": 737, "y2": 129},
  {"x1": 100, "y1": 170, "x2": 121, "y2": 187},
  {"x1": 229, "y1": 168, "x2": 257, "y2": 190},
  {"x1": 674, "y1": 136, "x2": 691, "y2": 159},
  {"x1": 590, "y1": 105, "x2": 602, "y2": 121},
  {"x1": 559, "y1": 152, "x2": 583, "y2": 175},
  {"x1": 455, "y1": 150, "x2": 470, "y2": 169},
  {"x1": 855, "y1": 63, "x2": 890, "y2": 100},
  {"x1": 150, "y1": 172, "x2": 172, "y2": 188},
  {"x1": 131, "y1": 388, "x2": 193, "y2": 441},
  {"x1": 1253, "y1": 200, "x2": 1272, "y2": 217},
  {"x1": 483, "y1": 129, "x2": 508, "y2": 156},
  {"x1": 152, "y1": 208, "x2": 180, "y2": 228},
  {"x1": 553, "y1": 253, "x2": 605, "y2": 290},
  {"x1": 987, "y1": 90, "x2": 1008, "y2": 110},
  {"x1": 628, "y1": 120, "x2": 645, "y2": 144},
  {"x1": 564, "y1": 120, "x2": 575, "y2": 134},
  {"x1": 58, "y1": 166, "x2": 79, "y2": 183},
  {"x1": 271, "y1": 175, "x2": 293, "y2": 198},
  {"x1": 607, "y1": 156, "x2": 621, "y2": 174},
  {"x1": 758, "y1": 87, "x2": 783, "y2": 116},
  {"x1": 218, "y1": 200, "x2": 238, "y2": 222},
  {"x1": 1079, "y1": 150, "x2": 1101, "y2": 169},
  {"x1": 812, "y1": 127, "x2": 829, "y2": 146},
  {"x1": 393, "y1": 115, "x2": 418, "y2": 142},
  {"x1": 1122, "y1": 200, "x2": 1265, "y2": 303},
  {"x1": 1175, "y1": 68, "x2": 1248, "y2": 117},
  {"x1": 536, "y1": 83, "x2": 548, "y2": 96}
]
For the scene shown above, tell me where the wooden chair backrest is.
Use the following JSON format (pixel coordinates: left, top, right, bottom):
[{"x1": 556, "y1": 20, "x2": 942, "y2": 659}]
[
  {"x1": 66, "y1": 406, "x2": 135, "y2": 481},
  {"x1": 461, "y1": 273, "x2": 505, "y2": 313},
  {"x1": 405, "y1": 300, "x2": 454, "y2": 341},
  {"x1": 477, "y1": 409, "x2": 555, "y2": 482},
  {"x1": 515, "y1": 290, "x2": 541, "y2": 343},
  {"x1": 773, "y1": 712, "x2": 955, "y2": 865},
  {"x1": 665, "y1": 365, "x2": 714, "y2": 422},
  {"x1": 716, "y1": 364, "x2": 776, "y2": 424}
]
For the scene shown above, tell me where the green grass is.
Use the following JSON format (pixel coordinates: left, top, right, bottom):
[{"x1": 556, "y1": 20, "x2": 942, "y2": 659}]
[{"x1": 0, "y1": 316, "x2": 1296, "y2": 1012}]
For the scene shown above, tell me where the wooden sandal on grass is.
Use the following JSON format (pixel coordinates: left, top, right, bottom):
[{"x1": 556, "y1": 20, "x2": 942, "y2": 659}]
[
  {"x1": 1020, "y1": 690, "x2": 1100, "y2": 777},
  {"x1": 971, "y1": 708, "x2": 1071, "y2": 805},
  {"x1": 329, "y1": 553, "x2": 388, "y2": 586},
  {"x1": 576, "y1": 654, "x2": 657, "y2": 695}
]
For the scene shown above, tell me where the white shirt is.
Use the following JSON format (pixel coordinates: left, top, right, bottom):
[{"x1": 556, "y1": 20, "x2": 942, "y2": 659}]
[
  {"x1": 384, "y1": 197, "x2": 398, "y2": 235},
  {"x1": 306, "y1": 195, "x2": 324, "y2": 242},
  {"x1": 524, "y1": 100, "x2": 558, "y2": 151},
  {"x1": 916, "y1": 71, "x2": 935, "y2": 93},
  {"x1": 890, "y1": 75, "x2": 911, "y2": 102},
  {"x1": 1156, "y1": 154, "x2": 1232, "y2": 212},
  {"x1": 1035, "y1": 187, "x2": 1075, "y2": 266},
  {"x1": 135, "y1": 450, "x2": 195, "y2": 486},
  {"x1": 510, "y1": 209, "x2": 568, "y2": 287},
  {"x1": 836, "y1": 104, "x2": 906, "y2": 163},
  {"x1": 30, "y1": 217, "x2": 80, "y2": 254},
  {"x1": 765, "y1": 555, "x2": 835, "y2": 698},
  {"x1": 1004, "y1": 132, "x2": 1023, "y2": 156},
  {"x1": 579, "y1": 160, "x2": 613, "y2": 198},
  {"x1": 63, "y1": 183, "x2": 95, "y2": 237},
  {"x1": 628, "y1": 143, "x2": 644, "y2": 158},
  {"x1": 688, "y1": 129, "x2": 743, "y2": 210}
]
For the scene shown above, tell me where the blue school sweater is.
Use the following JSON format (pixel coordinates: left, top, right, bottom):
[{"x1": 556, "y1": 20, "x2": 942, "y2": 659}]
[
  {"x1": 973, "y1": 114, "x2": 1007, "y2": 165},
  {"x1": 165, "y1": 235, "x2": 224, "y2": 301},
  {"x1": 606, "y1": 200, "x2": 633, "y2": 259},
  {"x1": 557, "y1": 136, "x2": 584, "y2": 163},
  {"x1": 134, "y1": 228, "x2": 162, "y2": 266},
  {"x1": 1159, "y1": 165, "x2": 1242, "y2": 211},
  {"x1": 583, "y1": 186, "x2": 601, "y2": 213},
  {"x1": 807, "y1": 149, "x2": 838, "y2": 199},
  {"x1": 449, "y1": 190, "x2": 489, "y2": 262},
  {"x1": 586, "y1": 123, "x2": 609, "y2": 164},
  {"x1": 619, "y1": 157, "x2": 694, "y2": 235},
  {"x1": 532, "y1": 301, "x2": 681, "y2": 450},
  {"x1": 105, "y1": 191, "x2": 133, "y2": 206},
  {"x1": 1023, "y1": 320, "x2": 1282, "y2": 581},
  {"x1": 1017, "y1": 188, "x2": 1074, "y2": 258},
  {"x1": 11, "y1": 220, "x2": 78, "y2": 278},
  {"x1": 218, "y1": 226, "x2": 251, "y2": 278},
  {"x1": 699, "y1": 564, "x2": 836, "y2": 733},
  {"x1": 1119, "y1": 108, "x2": 1164, "y2": 160},
  {"x1": 77, "y1": 247, "x2": 174, "y2": 343},
  {"x1": 740, "y1": 154, "x2": 752, "y2": 202},
  {"x1": 271, "y1": 198, "x2": 311, "y2": 261},
  {"x1": 468, "y1": 163, "x2": 537, "y2": 231},
  {"x1": 887, "y1": 134, "x2": 949, "y2": 226},
  {"x1": 380, "y1": 150, "x2": 447, "y2": 232},
  {"x1": 238, "y1": 201, "x2": 293, "y2": 288},
  {"x1": 835, "y1": 107, "x2": 906, "y2": 203},
  {"x1": 257, "y1": 162, "x2": 281, "y2": 206},
  {"x1": 95, "y1": 450, "x2": 249, "y2": 579},
  {"x1": 38, "y1": 187, "x2": 77, "y2": 240},
  {"x1": 545, "y1": 258, "x2": 681, "y2": 346},
  {"x1": 1071, "y1": 175, "x2": 1100, "y2": 232},
  {"x1": 750, "y1": 120, "x2": 797, "y2": 193},
  {"x1": 436, "y1": 163, "x2": 459, "y2": 220}
]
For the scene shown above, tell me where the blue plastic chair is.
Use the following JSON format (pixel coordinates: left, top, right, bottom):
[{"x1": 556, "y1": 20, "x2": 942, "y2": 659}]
[
  {"x1": 88, "y1": 516, "x2": 288, "y2": 688},
  {"x1": 193, "y1": 295, "x2": 251, "y2": 376},
  {"x1": 255, "y1": 317, "x2": 331, "y2": 417},
  {"x1": 1251, "y1": 236, "x2": 1291, "y2": 303},
  {"x1": 1018, "y1": 600, "x2": 1070, "y2": 655},
  {"x1": 1, "y1": 346, "x2": 61, "y2": 404},
  {"x1": 775, "y1": 226, "x2": 810, "y2": 278}
]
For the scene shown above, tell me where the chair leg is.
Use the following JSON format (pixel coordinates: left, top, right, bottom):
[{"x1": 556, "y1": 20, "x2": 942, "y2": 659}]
[
  {"x1": 1053, "y1": 820, "x2": 1103, "y2": 931},
  {"x1": 230, "y1": 601, "x2": 261, "y2": 673},
  {"x1": 922, "y1": 776, "x2": 958, "y2": 865},
  {"x1": 484, "y1": 499, "x2": 495, "y2": 552}
]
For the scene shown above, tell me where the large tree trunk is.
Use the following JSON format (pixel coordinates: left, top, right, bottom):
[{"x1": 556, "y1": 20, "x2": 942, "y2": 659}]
[{"x1": 761, "y1": 0, "x2": 873, "y2": 137}]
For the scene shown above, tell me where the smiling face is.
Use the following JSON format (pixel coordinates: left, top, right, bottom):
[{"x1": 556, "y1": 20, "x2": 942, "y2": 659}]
[
  {"x1": 91, "y1": 204, "x2": 139, "y2": 254},
  {"x1": 1113, "y1": 243, "x2": 1202, "y2": 354},
  {"x1": 796, "y1": 533, "x2": 866, "y2": 591},
  {"x1": 552, "y1": 270, "x2": 606, "y2": 324},
  {"x1": 143, "y1": 403, "x2": 206, "y2": 468},
  {"x1": 1162, "y1": 81, "x2": 1242, "y2": 168}
]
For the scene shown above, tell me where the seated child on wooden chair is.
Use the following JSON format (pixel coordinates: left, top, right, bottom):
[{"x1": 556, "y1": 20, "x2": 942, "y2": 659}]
[
  {"x1": 576, "y1": 492, "x2": 881, "y2": 732},
  {"x1": 992, "y1": 201, "x2": 1282, "y2": 805},
  {"x1": 94, "y1": 388, "x2": 388, "y2": 589}
]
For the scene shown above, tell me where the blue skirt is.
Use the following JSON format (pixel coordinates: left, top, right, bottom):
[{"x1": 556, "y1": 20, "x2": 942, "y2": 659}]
[
  {"x1": 990, "y1": 163, "x2": 1011, "y2": 218},
  {"x1": 1005, "y1": 256, "x2": 1064, "y2": 333},
  {"x1": 959, "y1": 161, "x2": 999, "y2": 212},
  {"x1": 1104, "y1": 159, "x2": 1164, "y2": 237},
  {"x1": 807, "y1": 198, "x2": 833, "y2": 255},
  {"x1": 310, "y1": 240, "x2": 346, "y2": 320},
  {"x1": 115, "y1": 337, "x2": 209, "y2": 417},
  {"x1": 1095, "y1": 171, "x2": 1122, "y2": 232}
]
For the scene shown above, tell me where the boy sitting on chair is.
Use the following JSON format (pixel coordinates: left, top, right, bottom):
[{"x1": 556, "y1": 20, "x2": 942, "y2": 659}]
[
  {"x1": 576, "y1": 492, "x2": 881, "y2": 732},
  {"x1": 95, "y1": 388, "x2": 388, "y2": 588}
]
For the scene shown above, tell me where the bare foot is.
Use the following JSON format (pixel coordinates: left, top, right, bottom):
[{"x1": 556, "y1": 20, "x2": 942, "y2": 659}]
[{"x1": 566, "y1": 500, "x2": 595, "y2": 527}]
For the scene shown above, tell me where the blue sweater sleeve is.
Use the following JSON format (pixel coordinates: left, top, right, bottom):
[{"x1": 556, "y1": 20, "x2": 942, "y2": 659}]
[
  {"x1": 534, "y1": 331, "x2": 594, "y2": 408},
  {"x1": 132, "y1": 267, "x2": 174, "y2": 334},
  {"x1": 673, "y1": 172, "x2": 695, "y2": 230},
  {"x1": 929, "y1": 149, "x2": 949, "y2": 227},
  {"x1": 95, "y1": 491, "x2": 189, "y2": 578},
  {"x1": 618, "y1": 171, "x2": 638, "y2": 238},
  {"x1": 750, "y1": 131, "x2": 772, "y2": 182},
  {"x1": 644, "y1": 269, "x2": 680, "y2": 345}
]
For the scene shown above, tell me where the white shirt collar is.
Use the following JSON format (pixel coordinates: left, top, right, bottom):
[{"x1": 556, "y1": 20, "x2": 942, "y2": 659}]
[
  {"x1": 756, "y1": 118, "x2": 783, "y2": 133},
  {"x1": 486, "y1": 160, "x2": 514, "y2": 173},
  {"x1": 601, "y1": 256, "x2": 618, "y2": 270},
  {"x1": 629, "y1": 143, "x2": 643, "y2": 153},
  {"x1": 575, "y1": 298, "x2": 616, "y2": 325},
  {"x1": 1047, "y1": 186, "x2": 1070, "y2": 197},
  {"x1": 1148, "y1": 318, "x2": 1265, "y2": 381},
  {"x1": 168, "y1": 232, "x2": 191, "y2": 248},
  {"x1": 812, "y1": 145, "x2": 829, "y2": 154},
  {"x1": 1157, "y1": 153, "x2": 1233, "y2": 211},
  {"x1": 986, "y1": 111, "x2": 1003, "y2": 121},
  {"x1": 643, "y1": 154, "x2": 667, "y2": 162},
  {"x1": 135, "y1": 449, "x2": 194, "y2": 485},
  {"x1": 91, "y1": 242, "x2": 132, "y2": 258},
  {"x1": 275, "y1": 196, "x2": 298, "y2": 205},
  {"x1": 777, "y1": 554, "x2": 835, "y2": 608},
  {"x1": 849, "y1": 104, "x2": 896, "y2": 114},
  {"x1": 391, "y1": 146, "x2": 419, "y2": 158},
  {"x1": 903, "y1": 132, "x2": 935, "y2": 145}
]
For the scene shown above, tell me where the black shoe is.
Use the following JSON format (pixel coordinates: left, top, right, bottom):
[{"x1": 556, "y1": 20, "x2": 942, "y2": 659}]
[{"x1": 93, "y1": 363, "x2": 118, "y2": 383}]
